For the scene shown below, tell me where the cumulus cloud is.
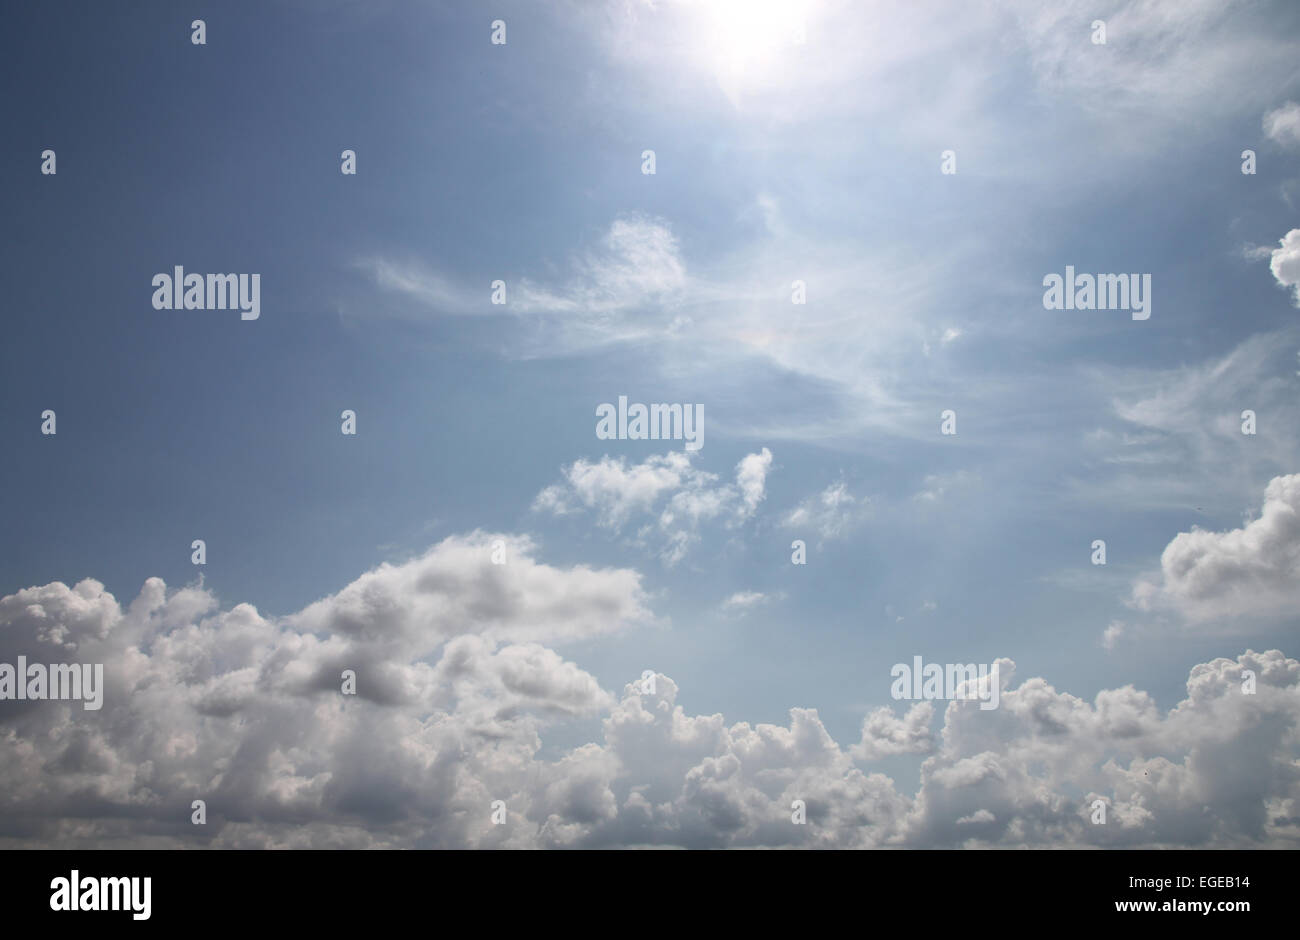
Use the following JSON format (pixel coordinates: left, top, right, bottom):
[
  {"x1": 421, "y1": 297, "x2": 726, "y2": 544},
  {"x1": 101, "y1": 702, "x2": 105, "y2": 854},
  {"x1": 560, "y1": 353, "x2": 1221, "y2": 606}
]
[
  {"x1": 1131, "y1": 473, "x2": 1300, "y2": 624},
  {"x1": 1264, "y1": 102, "x2": 1300, "y2": 149},
  {"x1": 781, "y1": 481, "x2": 870, "y2": 542},
  {"x1": 735, "y1": 449, "x2": 773, "y2": 514},
  {"x1": 0, "y1": 533, "x2": 649, "y2": 848},
  {"x1": 534, "y1": 449, "x2": 772, "y2": 564},
  {"x1": 0, "y1": 557, "x2": 1298, "y2": 847},
  {"x1": 901, "y1": 652, "x2": 1300, "y2": 848},
  {"x1": 852, "y1": 702, "x2": 936, "y2": 761},
  {"x1": 1269, "y1": 229, "x2": 1300, "y2": 305},
  {"x1": 291, "y1": 532, "x2": 652, "y2": 650}
]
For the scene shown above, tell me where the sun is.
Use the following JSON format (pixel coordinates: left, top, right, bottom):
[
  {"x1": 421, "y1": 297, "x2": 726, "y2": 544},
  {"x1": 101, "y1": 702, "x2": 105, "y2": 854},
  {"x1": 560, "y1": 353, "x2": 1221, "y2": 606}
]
[{"x1": 693, "y1": 0, "x2": 811, "y2": 85}]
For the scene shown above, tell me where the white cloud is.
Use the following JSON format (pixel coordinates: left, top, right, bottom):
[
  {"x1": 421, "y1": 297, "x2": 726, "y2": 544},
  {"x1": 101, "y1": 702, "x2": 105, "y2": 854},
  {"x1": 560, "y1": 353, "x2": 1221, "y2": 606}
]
[
  {"x1": 913, "y1": 470, "x2": 979, "y2": 503},
  {"x1": 851, "y1": 702, "x2": 935, "y2": 761},
  {"x1": 735, "y1": 448, "x2": 773, "y2": 514},
  {"x1": 3, "y1": 563, "x2": 1296, "y2": 849},
  {"x1": 534, "y1": 449, "x2": 772, "y2": 564},
  {"x1": 1081, "y1": 328, "x2": 1300, "y2": 510},
  {"x1": 720, "y1": 590, "x2": 784, "y2": 614},
  {"x1": 1131, "y1": 474, "x2": 1300, "y2": 624},
  {"x1": 1012, "y1": 0, "x2": 1290, "y2": 125},
  {"x1": 591, "y1": 0, "x2": 1295, "y2": 163},
  {"x1": 290, "y1": 532, "x2": 652, "y2": 648},
  {"x1": 358, "y1": 214, "x2": 690, "y2": 350},
  {"x1": 1264, "y1": 102, "x2": 1300, "y2": 149},
  {"x1": 350, "y1": 2, "x2": 1300, "y2": 457},
  {"x1": 903, "y1": 651, "x2": 1300, "y2": 847},
  {"x1": 352, "y1": 257, "x2": 479, "y2": 316},
  {"x1": 1269, "y1": 228, "x2": 1300, "y2": 305},
  {"x1": 0, "y1": 536, "x2": 652, "y2": 849},
  {"x1": 782, "y1": 481, "x2": 869, "y2": 542},
  {"x1": 523, "y1": 215, "x2": 686, "y2": 314},
  {"x1": 534, "y1": 452, "x2": 697, "y2": 530}
]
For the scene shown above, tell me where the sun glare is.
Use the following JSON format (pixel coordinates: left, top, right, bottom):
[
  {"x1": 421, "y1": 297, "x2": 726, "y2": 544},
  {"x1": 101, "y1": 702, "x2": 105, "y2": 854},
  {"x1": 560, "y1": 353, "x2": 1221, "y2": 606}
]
[{"x1": 695, "y1": 0, "x2": 810, "y2": 85}]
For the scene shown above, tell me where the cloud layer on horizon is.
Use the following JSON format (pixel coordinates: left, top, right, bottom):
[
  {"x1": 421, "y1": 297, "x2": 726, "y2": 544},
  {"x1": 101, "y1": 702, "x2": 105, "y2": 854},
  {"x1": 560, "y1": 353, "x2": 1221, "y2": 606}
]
[{"x1": 1, "y1": 532, "x2": 1296, "y2": 849}]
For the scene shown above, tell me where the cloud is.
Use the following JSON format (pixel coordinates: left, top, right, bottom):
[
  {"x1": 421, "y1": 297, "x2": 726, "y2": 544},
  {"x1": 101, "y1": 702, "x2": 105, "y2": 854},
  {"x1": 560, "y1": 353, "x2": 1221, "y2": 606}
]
[
  {"x1": 1269, "y1": 229, "x2": 1300, "y2": 305},
  {"x1": 1131, "y1": 474, "x2": 1300, "y2": 624},
  {"x1": 347, "y1": 2, "x2": 1300, "y2": 460},
  {"x1": 1077, "y1": 327, "x2": 1300, "y2": 511},
  {"x1": 782, "y1": 481, "x2": 870, "y2": 542},
  {"x1": 534, "y1": 449, "x2": 772, "y2": 564},
  {"x1": 290, "y1": 532, "x2": 651, "y2": 649},
  {"x1": 903, "y1": 651, "x2": 1300, "y2": 848},
  {"x1": 590, "y1": 0, "x2": 1295, "y2": 165},
  {"x1": 852, "y1": 702, "x2": 936, "y2": 761},
  {"x1": 721, "y1": 591, "x2": 766, "y2": 609},
  {"x1": 1102, "y1": 620, "x2": 1125, "y2": 651},
  {"x1": 719, "y1": 590, "x2": 784, "y2": 614},
  {"x1": 516, "y1": 215, "x2": 687, "y2": 314},
  {"x1": 357, "y1": 214, "x2": 691, "y2": 351},
  {"x1": 1264, "y1": 102, "x2": 1300, "y2": 149},
  {"x1": 0, "y1": 535, "x2": 651, "y2": 848},
  {"x1": 354, "y1": 257, "x2": 478, "y2": 315},
  {"x1": 913, "y1": 470, "x2": 979, "y2": 503},
  {"x1": 1011, "y1": 0, "x2": 1292, "y2": 127},
  {"x1": 2, "y1": 561, "x2": 1296, "y2": 849},
  {"x1": 735, "y1": 449, "x2": 773, "y2": 514},
  {"x1": 533, "y1": 453, "x2": 697, "y2": 530}
]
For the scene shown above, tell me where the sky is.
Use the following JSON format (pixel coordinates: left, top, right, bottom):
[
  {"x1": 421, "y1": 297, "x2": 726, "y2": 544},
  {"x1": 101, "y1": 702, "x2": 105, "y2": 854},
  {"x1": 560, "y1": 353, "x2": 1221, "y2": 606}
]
[{"x1": 1, "y1": 0, "x2": 1299, "y2": 848}]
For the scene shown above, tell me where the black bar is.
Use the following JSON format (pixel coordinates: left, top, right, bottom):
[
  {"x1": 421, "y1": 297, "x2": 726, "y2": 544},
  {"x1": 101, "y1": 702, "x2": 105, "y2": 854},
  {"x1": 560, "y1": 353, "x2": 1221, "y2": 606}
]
[{"x1": 2, "y1": 849, "x2": 1287, "y2": 927}]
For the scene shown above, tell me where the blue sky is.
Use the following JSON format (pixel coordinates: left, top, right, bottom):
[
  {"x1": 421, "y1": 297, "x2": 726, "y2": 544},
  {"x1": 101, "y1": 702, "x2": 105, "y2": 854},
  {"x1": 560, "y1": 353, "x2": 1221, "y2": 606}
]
[{"x1": 2, "y1": 0, "x2": 1299, "y2": 848}]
